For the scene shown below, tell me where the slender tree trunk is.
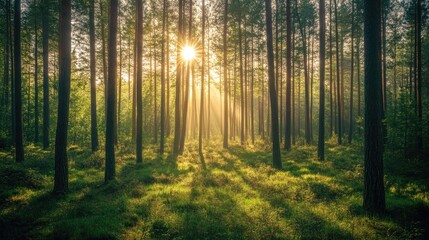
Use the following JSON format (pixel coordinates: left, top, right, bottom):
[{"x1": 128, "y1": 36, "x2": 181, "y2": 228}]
[
  {"x1": 42, "y1": 0, "x2": 49, "y2": 149},
  {"x1": 349, "y1": 0, "x2": 354, "y2": 144},
  {"x1": 334, "y1": 0, "x2": 342, "y2": 144},
  {"x1": 357, "y1": 36, "x2": 361, "y2": 117},
  {"x1": 14, "y1": 0, "x2": 24, "y2": 162},
  {"x1": 34, "y1": 12, "x2": 39, "y2": 144},
  {"x1": 416, "y1": 0, "x2": 422, "y2": 158},
  {"x1": 207, "y1": 22, "x2": 210, "y2": 140},
  {"x1": 285, "y1": 0, "x2": 292, "y2": 150},
  {"x1": 89, "y1": 0, "x2": 98, "y2": 152},
  {"x1": 166, "y1": 2, "x2": 170, "y2": 137},
  {"x1": 318, "y1": 0, "x2": 326, "y2": 160},
  {"x1": 244, "y1": 23, "x2": 248, "y2": 142},
  {"x1": 160, "y1": 0, "x2": 166, "y2": 153},
  {"x1": 54, "y1": 0, "x2": 71, "y2": 192},
  {"x1": 292, "y1": 30, "x2": 295, "y2": 144},
  {"x1": 136, "y1": 0, "x2": 143, "y2": 163},
  {"x1": 381, "y1": 6, "x2": 387, "y2": 112},
  {"x1": 116, "y1": 11, "x2": 122, "y2": 145},
  {"x1": 251, "y1": 25, "x2": 255, "y2": 145},
  {"x1": 132, "y1": 34, "x2": 136, "y2": 140},
  {"x1": 4, "y1": 0, "x2": 11, "y2": 144},
  {"x1": 363, "y1": 0, "x2": 385, "y2": 214},
  {"x1": 239, "y1": 17, "x2": 245, "y2": 145},
  {"x1": 329, "y1": 0, "x2": 333, "y2": 137},
  {"x1": 310, "y1": 32, "x2": 314, "y2": 141},
  {"x1": 265, "y1": 0, "x2": 282, "y2": 169},
  {"x1": 179, "y1": 0, "x2": 193, "y2": 153},
  {"x1": 173, "y1": 0, "x2": 183, "y2": 154},
  {"x1": 198, "y1": 0, "x2": 205, "y2": 153},
  {"x1": 223, "y1": 0, "x2": 229, "y2": 148},
  {"x1": 294, "y1": 0, "x2": 310, "y2": 144},
  {"x1": 100, "y1": 0, "x2": 108, "y2": 116},
  {"x1": 105, "y1": 0, "x2": 118, "y2": 182},
  {"x1": 154, "y1": 49, "x2": 158, "y2": 144}
]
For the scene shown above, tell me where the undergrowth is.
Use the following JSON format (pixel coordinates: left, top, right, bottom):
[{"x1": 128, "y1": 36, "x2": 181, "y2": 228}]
[{"x1": 0, "y1": 138, "x2": 428, "y2": 239}]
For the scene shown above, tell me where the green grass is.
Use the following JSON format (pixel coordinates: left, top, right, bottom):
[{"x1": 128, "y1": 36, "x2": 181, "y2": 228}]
[{"x1": 0, "y1": 138, "x2": 428, "y2": 239}]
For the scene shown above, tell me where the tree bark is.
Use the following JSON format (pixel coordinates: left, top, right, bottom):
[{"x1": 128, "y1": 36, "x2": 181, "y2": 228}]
[
  {"x1": 173, "y1": 0, "x2": 183, "y2": 155},
  {"x1": 264, "y1": 0, "x2": 282, "y2": 169},
  {"x1": 294, "y1": 0, "x2": 310, "y2": 144},
  {"x1": 34, "y1": 12, "x2": 39, "y2": 144},
  {"x1": 105, "y1": 0, "x2": 118, "y2": 182},
  {"x1": 223, "y1": 0, "x2": 229, "y2": 148},
  {"x1": 89, "y1": 0, "x2": 98, "y2": 152},
  {"x1": 14, "y1": 0, "x2": 24, "y2": 162},
  {"x1": 239, "y1": 17, "x2": 245, "y2": 145},
  {"x1": 285, "y1": 0, "x2": 292, "y2": 150},
  {"x1": 198, "y1": 0, "x2": 205, "y2": 153},
  {"x1": 348, "y1": 0, "x2": 354, "y2": 144},
  {"x1": 334, "y1": 0, "x2": 342, "y2": 144},
  {"x1": 318, "y1": 0, "x2": 326, "y2": 160},
  {"x1": 42, "y1": 0, "x2": 50, "y2": 150},
  {"x1": 160, "y1": 0, "x2": 167, "y2": 153},
  {"x1": 54, "y1": 0, "x2": 71, "y2": 192},
  {"x1": 136, "y1": 0, "x2": 143, "y2": 162},
  {"x1": 363, "y1": 0, "x2": 385, "y2": 214}
]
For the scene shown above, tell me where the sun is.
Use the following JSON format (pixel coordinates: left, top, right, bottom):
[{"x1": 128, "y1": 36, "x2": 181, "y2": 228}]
[{"x1": 182, "y1": 46, "x2": 196, "y2": 61}]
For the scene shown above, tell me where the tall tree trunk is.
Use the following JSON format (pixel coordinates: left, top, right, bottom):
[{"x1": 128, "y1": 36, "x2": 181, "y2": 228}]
[
  {"x1": 381, "y1": 5, "x2": 387, "y2": 112},
  {"x1": 166, "y1": 2, "x2": 170, "y2": 137},
  {"x1": 348, "y1": 0, "x2": 354, "y2": 144},
  {"x1": 292, "y1": 30, "x2": 295, "y2": 144},
  {"x1": 207, "y1": 22, "x2": 210, "y2": 140},
  {"x1": 416, "y1": 0, "x2": 422, "y2": 159},
  {"x1": 136, "y1": 0, "x2": 143, "y2": 162},
  {"x1": 154, "y1": 49, "x2": 158, "y2": 144},
  {"x1": 34, "y1": 12, "x2": 39, "y2": 144},
  {"x1": 116, "y1": 11, "x2": 122, "y2": 145},
  {"x1": 285, "y1": 0, "x2": 292, "y2": 150},
  {"x1": 54, "y1": 0, "x2": 71, "y2": 192},
  {"x1": 179, "y1": 0, "x2": 193, "y2": 154},
  {"x1": 105, "y1": 0, "x2": 118, "y2": 182},
  {"x1": 174, "y1": 0, "x2": 183, "y2": 154},
  {"x1": 294, "y1": 0, "x2": 310, "y2": 144},
  {"x1": 160, "y1": 0, "x2": 166, "y2": 153},
  {"x1": 42, "y1": 0, "x2": 50, "y2": 150},
  {"x1": 14, "y1": 0, "x2": 24, "y2": 162},
  {"x1": 239, "y1": 17, "x2": 245, "y2": 145},
  {"x1": 310, "y1": 32, "x2": 314, "y2": 141},
  {"x1": 100, "y1": 0, "x2": 108, "y2": 117},
  {"x1": 329, "y1": 0, "x2": 333, "y2": 137},
  {"x1": 357, "y1": 36, "x2": 361, "y2": 117},
  {"x1": 89, "y1": 0, "x2": 98, "y2": 152},
  {"x1": 363, "y1": 0, "x2": 385, "y2": 214},
  {"x1": 4, "y1": 0, "x2": 11, "y2": 144},
  {"x1": 251, "y1": 25, "x2": 255, "y2": 145},
  {"x1": 223, "y1": 0, "x2": 229, "y2": 148},
  {"x1": 132, "y1": 33, "x2": 136, "y2": 140},
  {"x1": 264, "y1": 0, "x2": 282, "y2": 169},
  {"x1": 318, "y1": 0, "x2": 326, "y2": 160},
  {"x1": 198, "y1": 0, "x2": 205, "y2": 153},
  {"x1": 334, "y1": 0, "x2": 342, "y2": 144}
]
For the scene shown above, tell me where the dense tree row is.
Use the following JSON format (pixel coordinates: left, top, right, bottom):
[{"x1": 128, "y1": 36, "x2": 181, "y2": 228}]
[{"x1": 0, "y1": 0, "x2": 427, "y2": 214}]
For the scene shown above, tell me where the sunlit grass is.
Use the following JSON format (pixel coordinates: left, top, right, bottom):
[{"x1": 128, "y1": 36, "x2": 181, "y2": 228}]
[{"x1": 0, "y1": 138, "x2": 428, "y2": 239}]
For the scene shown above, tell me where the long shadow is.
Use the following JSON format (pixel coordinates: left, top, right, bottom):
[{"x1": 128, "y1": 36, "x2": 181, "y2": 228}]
[{"x1": 212, "y1": 146, "x2": 354, "y2": 238}]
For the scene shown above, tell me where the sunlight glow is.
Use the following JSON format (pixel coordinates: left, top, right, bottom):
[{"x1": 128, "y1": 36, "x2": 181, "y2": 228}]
[{"x1": 182, "y1": 46, "x2": 196, "y2": 61}]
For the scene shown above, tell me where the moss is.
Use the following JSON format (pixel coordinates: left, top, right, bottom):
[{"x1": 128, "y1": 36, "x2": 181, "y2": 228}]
[{"x1": 0, "y1": 140, "x2": 427, "y2": 239}]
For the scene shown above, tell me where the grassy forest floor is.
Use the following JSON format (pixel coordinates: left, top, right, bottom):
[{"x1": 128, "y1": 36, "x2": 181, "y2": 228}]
[{"x1": 0, "y1": 138, "x2": 428, "y2": 239}]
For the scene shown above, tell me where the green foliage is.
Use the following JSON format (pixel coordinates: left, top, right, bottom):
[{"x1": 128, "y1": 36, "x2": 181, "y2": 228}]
[{"x1": 0, "y1": 140, "x2": 427, "y2": 239}]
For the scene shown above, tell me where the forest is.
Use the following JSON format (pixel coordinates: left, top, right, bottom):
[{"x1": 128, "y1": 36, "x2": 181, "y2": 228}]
[{"x1": 0, "y1": 0, "x2": 428, "y2": 239}]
